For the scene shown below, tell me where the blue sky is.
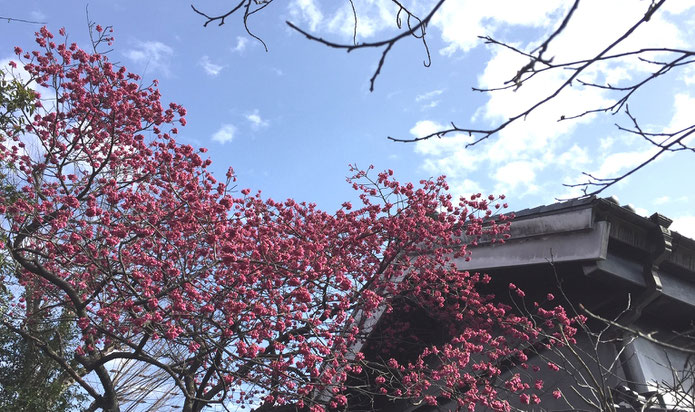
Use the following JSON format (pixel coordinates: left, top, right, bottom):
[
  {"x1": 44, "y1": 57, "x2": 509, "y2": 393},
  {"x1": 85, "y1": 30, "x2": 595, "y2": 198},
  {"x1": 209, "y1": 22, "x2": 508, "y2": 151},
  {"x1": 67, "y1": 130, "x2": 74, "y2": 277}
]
[{"x1": 1, "y1": 0, "x2": 695, "y2": 238}]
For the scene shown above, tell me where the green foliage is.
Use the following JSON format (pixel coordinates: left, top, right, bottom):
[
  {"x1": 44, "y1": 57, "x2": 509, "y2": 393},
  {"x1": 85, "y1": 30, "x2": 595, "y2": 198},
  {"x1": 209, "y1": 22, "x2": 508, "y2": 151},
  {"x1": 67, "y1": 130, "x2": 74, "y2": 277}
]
[
  {"x1": 0, "y1": 68, "x2": 32, "y2": 206},
  {"x1": 0, "y1": 67, "x2": 35, "y2": 129},
  {"x1": 0, "y1": 290, "x2": 86, "y2": 411}
]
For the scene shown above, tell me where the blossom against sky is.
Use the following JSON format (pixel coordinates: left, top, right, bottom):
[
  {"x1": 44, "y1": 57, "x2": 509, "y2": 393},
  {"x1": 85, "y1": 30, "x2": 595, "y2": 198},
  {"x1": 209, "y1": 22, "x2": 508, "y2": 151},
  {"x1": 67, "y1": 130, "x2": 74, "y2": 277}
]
[{"x1": 1, "y1": 0, "x2": 694, "y2": 237}]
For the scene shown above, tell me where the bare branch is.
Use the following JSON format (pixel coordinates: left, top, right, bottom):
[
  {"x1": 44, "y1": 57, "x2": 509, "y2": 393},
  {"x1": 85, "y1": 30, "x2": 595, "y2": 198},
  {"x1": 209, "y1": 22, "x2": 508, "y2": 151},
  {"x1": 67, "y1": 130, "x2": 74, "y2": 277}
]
[
  {"x1": 580, "y1": 304, "x2": 695, "y2": 355},
  {"x1": 562, "y1": 105, "x2": 695, "y2": 198},
  {"x1": 391, "y1": 0, "x2": 668, "y2": 144},
  {"x1": 285, "y1": 0, "x2": 443, "y2": 91},
  {"x1": 0, "y1": 15, "x2": 46, "y2": 25},
  {"x1": 191, "y1": 1, "x2": 270, "y2": 51}
]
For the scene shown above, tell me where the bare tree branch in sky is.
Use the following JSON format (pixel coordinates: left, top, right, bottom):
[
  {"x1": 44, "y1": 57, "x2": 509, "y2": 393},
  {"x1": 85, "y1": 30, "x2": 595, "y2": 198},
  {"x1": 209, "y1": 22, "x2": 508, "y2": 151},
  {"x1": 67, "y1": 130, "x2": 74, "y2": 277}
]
[{"x1": 193, "y1": 0, "x2": 694, "y2": 198}]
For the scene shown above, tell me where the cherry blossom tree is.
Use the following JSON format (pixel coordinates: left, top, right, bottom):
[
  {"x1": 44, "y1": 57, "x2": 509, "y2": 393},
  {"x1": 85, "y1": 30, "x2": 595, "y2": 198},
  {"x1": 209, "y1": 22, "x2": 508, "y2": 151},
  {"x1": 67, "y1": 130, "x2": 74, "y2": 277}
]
[{"x1": 0, "y1": 27, "x2": 581, "y2": 411}]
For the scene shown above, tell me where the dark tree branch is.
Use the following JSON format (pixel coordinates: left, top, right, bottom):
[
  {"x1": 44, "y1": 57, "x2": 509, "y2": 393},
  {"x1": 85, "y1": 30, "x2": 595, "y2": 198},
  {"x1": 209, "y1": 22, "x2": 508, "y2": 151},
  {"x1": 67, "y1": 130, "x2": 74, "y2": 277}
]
[
  {"x1": 191, "y1": 1, "x2": 269, "y2": 51},
  {"x1": 390, "y1": 0, "x2": 668, "y2": 144},
  {"x1": 579, "y1": 304, "x2": 695, "y2": 355},
  {"x1": 0, "y1": 15, "x2": 46, "y2": 25},
  {"x1": 562, "y1": 106, "x2": 695, "y2": 198},
  {"x1": 531, "y1": 0, "x2": 581, "y2": 63},
  {"x1": 384, "y1": 0, "x2": 695, "y2": 198},
  {"x1": 191, "y1": 1, "x2": 247, "y2": 27},
  {"x1": 285, "y1": 0, "x2": 443, "y2": 91}
]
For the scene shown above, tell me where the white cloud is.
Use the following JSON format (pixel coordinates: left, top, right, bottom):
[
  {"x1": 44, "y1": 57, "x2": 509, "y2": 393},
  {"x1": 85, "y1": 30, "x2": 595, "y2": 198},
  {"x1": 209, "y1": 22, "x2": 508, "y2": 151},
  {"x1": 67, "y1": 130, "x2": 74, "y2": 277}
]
[
  {"x1": 199, "y1": 55, "x2": 224, "y2": 76},
  {"x1": 476, "y1": 42, "x2": 612, "y2": 165},
  {"x1": 493, "y1": 160, "x2": 540, "y2": 195},
  {"x1": 212, "y1": 124, "x2": 236, "y2": 144},
  {"x1": 328, "y1": 0, "x2": 396, "y2": 40},
  {"x1": 420, "y1": 101, "x2": 439, "y2": 110},
  {"x1": 411, "y1": 119, "x2": 546, "y2": 198},
  {"x1": 410, "y1": 0, "x2": 695, "y2": 203},
  {"x1": 288, "y1": 0, "x2": 398, "y2": 42},
  {"x1": 600, "y1": 137, "x2": 615, "y2": 152},
  {"x1": 654, "y1": 196, "x2": 671, "y2": 205},
  {"x1": 554, "y1": 145, "x2": 590, "y2": 170},
  {"x1": 1, "y1": 57, "x2": 32, "y2": 84},
  {"x1": 410, "y1": 120, "x2": 444, "y2": 142},
  {"x1": 672, "y1": 216, "x2": 695, "y2": 239},
  {"x1": 662, "y1": 0, "x2": 695, "y2": 15},
  {"x1": 680, "y1": 65, "x2": 695, "y2": 86},
  {"x1": 415, "y1": 89, "x2": 444, "y2": 102},
  {"x1": 412, "y1": 123, "x2": 486, "y2": 199},
  {"x1": 655, "y1": 195, "x2": 688, "y2": 206},
  {"x1": 412, "y1": 121, "x2": 482, "y2": 193},
  {"x1": 289, "y1": 0, "x2": 324, "y2": 32},
  {"x1": 591, "y1": 148, "x2": 658, "y2": 179},
  {"x1": 123, "y1": 41, "x2": 173, "y2": 76},
  {"x1": 439, "y1": 0, "x2": 691, "y2": 141},
  {"x1": 449, "y1": 178, "x2": 485, "y2": 200},
  {"x1": 632, "y1": 206, "x2": 649, "y2": 217},
  {"x1": 232, "y1": 36, "x2": 249, "y2": 53},
  {"x1": 245, "y1": 109, "x2": 269, "y2": 129},
  {"x1": 415, "y1": 89, "x2": 443, "y2": 110},
  {"x1": 668, "y1": 93, "x2": 695, "y2": 131},
  {"x1": 433, "y1": 1, "x2": 565, "y2": 56},
  {"x1": 412, "y1": 121, "x2": 474, "y2": 157},
  {"x1": 30, "y1": 10, "x2": 46, "y2": 22}
]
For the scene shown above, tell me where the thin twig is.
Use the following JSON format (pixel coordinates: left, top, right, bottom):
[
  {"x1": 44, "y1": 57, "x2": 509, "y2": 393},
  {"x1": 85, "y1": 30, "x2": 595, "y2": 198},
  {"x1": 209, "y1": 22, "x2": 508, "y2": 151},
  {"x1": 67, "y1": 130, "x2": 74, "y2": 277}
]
[{"x1": 580, "y1": 304, "x2": 695, "y2": 355}]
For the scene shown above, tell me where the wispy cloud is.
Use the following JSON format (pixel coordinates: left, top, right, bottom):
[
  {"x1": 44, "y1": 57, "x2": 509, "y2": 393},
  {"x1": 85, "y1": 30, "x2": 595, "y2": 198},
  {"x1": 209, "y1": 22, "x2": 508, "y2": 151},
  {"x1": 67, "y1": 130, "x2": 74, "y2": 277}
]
[
  {"x1": 232, "y1": 36, "x2": 249, "y2": 53},
  {"x1": 245, "y1": 109, "x2": 269, "y2": 130},
  {"x1": 415, "y1": 89, "x2": 444, "y2": 102},
  {"x1": 199, "y1": 55, "x2": 224, "y2": 76},
  {"x1": 123, "y1": 40, "x2": 174, "y2": 76},
  {"x1": 654, "y1": 195, "x2": 688, "y2": 206},
  {"x1": 420, "y1": 101, "x2": 439, "y2": 110},
  {"x1": 680, "y1": 65, "x2": 695, "y2": 86},
  {"x1": 30, "y1": 10, "x2": 46, "y2": 22},
  {"x1": 289, "y1": 0, "x2": 324, "y2": 32},
  {"x1": 654, "y1": 195, "x2": 671, "y2": 205},
  {"x1": 288, "y1": 0, "x2": 398, "y2": 42},
  {"x1": 415, "y1": 89, "x2": 444, "y2": 111},
  {"x1": 212, "y1": 124, "x2": 236, "y2": 144}
]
